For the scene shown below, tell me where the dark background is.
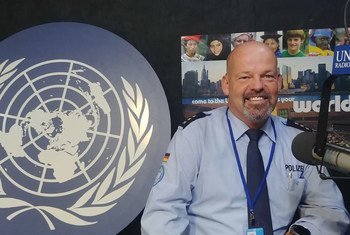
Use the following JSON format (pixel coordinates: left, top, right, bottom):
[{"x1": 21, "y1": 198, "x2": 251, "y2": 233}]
[{"x1": 1, "y1": 0, "x2": 349, "y2": 234}]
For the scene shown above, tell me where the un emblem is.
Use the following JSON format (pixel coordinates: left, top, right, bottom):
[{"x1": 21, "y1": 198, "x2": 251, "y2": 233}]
[{"x1": 0, "y1": 23, "x2": 170, "y2": 235}]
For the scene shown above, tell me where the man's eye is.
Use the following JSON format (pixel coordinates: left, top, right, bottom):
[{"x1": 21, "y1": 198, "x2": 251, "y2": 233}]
[
  {"x1": 240, "y1": 76, "x2": 250, "y2": 80},
  {"x1": 263, "y1": 74, "x2": 275, "y2": 80}
]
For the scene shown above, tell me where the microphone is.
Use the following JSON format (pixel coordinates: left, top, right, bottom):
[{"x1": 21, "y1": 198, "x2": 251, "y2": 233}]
[{"x1": 292, "y1": 132, "x2": 350, "y2": 175}]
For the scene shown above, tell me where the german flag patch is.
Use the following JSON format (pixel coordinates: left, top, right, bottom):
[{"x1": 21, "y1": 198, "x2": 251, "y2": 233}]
[{"x1": 162, "y1": 153, "x2": 170, "y2": 163}]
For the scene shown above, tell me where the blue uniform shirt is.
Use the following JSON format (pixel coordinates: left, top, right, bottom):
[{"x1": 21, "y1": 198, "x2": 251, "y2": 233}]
[{"x1": 141, "y1": 106, "x2": 350, "y2": 234}]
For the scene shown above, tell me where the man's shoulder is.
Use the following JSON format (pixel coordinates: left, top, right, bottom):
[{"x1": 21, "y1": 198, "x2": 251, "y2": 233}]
[
  {"x1": 272, "y1": 116, "x2": 314, "y2": 133},
  {"x1": 180, "y1": 112, "x2": 210, "y2": 129},
  {"x1": 179, "y1": 106, "x2": 226, "y2": 130}
]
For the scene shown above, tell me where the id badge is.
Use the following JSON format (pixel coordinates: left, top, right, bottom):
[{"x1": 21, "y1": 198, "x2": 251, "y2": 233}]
[{"x1": 246, "y1": 227, "x2": 264, "y2": 235}]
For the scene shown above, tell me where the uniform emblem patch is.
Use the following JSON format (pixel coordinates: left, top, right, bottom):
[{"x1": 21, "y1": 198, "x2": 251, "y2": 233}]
[{"x1": 153, "y1": 165, "x2": 165, "y2": 186}]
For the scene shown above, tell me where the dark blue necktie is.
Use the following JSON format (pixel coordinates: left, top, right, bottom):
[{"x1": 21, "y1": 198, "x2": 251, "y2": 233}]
[{"x1": 246, "y1": 129, "x2": 273, "y2": 234}]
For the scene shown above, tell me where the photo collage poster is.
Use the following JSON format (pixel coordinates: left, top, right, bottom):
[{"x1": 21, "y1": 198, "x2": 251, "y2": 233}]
[{"x1": 181, "y1": 28, "x2": 350, "y2": 148}]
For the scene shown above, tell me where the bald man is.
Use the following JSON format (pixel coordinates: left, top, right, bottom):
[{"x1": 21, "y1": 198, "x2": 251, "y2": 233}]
[{"x1": 141, "y1": 42, "x2": 349, "y2": 235}]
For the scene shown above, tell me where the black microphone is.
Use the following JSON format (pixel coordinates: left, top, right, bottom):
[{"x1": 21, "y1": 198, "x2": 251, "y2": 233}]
[{"x1": 292, "y1": 132, "x2": 350, "y2": 175}]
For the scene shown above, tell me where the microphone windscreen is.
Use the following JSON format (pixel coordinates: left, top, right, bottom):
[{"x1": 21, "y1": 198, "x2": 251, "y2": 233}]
[{"x1": 291, "y1": 132, "x2": 318, "y2": 165}]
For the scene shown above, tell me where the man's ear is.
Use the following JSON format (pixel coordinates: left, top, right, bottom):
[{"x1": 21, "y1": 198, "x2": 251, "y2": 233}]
[{"x1": 221, "y1": 74, "x2": 229, "y2": 96}]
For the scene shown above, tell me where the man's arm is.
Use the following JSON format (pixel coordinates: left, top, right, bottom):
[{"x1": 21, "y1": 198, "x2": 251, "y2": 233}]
[
  {"x1": 141, "y1": 130, "x2": 199, "y2": 235},
  {"x1": 291, "y1": 166, "x2": 350, "y2": 234}
]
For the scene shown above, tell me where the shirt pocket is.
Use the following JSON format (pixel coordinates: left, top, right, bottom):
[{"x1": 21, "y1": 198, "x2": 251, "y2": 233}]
[
  {"x1": 270, "y1": 173, "x2": 306, "y2": 228},
  {"x1": 280, "y1": 172, "x2": 306, "y2": 199}
]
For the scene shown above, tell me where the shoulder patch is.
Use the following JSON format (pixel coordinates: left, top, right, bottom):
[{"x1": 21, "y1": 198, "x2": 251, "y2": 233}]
[
  {"x1": 284, "y1": 119, "x2": 314, "y2": 132},
  {"x1": 180, "y1": 112, "x2": 210, "y2": 129}
]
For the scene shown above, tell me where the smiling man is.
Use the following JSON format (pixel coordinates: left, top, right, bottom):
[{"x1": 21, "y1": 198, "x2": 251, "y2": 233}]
[
  {"x1": 222, "y1": 41, "x2": 280, "y2": 129},
  {"x1": 141, "y1": 41, "x2": 349, "y2": 235}
]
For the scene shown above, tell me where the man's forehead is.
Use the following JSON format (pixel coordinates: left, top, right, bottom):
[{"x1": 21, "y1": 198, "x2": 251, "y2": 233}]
[
  {"x1": 230, "y1": 65, "x2": 277, "y2": 74},
  {"x1": 228, "y1": 60, "x2": 277, "y2": 75}
]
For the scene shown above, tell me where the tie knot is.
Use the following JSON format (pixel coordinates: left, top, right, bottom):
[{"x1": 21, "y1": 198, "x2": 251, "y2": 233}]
[{"x1": 246, "y1": 129, "x2": 264, "y2": 141}]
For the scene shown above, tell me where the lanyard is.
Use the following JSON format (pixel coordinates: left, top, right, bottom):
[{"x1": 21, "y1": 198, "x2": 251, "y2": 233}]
[{"x1": 225, "y1": 108, "x2": 276, "y2": 227}]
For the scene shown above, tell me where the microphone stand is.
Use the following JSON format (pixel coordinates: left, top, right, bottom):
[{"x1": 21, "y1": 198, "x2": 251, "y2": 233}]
[{"x1": 314, "y1": 75, "x2": 350, "y2": 180}]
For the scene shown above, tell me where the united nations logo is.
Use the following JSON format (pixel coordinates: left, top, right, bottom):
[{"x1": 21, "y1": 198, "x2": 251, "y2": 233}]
[{"x1": 0, "y1": 23, "x2": 170, "y2": 235}]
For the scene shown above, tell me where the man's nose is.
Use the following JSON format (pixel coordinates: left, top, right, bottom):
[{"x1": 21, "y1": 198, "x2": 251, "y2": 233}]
[{"x1": 250, "y1": 76, "x2": 264, "y2": 90}]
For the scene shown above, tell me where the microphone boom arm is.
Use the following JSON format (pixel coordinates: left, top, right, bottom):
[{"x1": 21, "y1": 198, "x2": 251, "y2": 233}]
[
  {"x1": 314, "y1": 75, "x2": 350, "y2": 179},
  {"x1": 315, "y1": 75, "x2": 337, "y2": 158}
]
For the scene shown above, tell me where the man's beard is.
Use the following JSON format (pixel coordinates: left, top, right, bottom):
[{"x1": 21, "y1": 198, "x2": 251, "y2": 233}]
[{"x1": 242, "y1": 101, "x2": 274, "y2": 122}]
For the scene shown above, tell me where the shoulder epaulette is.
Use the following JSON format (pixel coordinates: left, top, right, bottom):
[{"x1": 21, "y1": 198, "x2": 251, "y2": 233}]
[
  {"x1": 180, "y1": 112, "x2": 210, "y2": 129},
  {"x1": 285, "y1": 119, "x2": 314, "y2": 132}
]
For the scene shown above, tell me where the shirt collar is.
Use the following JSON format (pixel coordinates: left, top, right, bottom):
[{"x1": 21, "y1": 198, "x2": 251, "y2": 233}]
[
  {"x1": 226, "y1": 109, "x2": 276, "y2": 143},
  {"x1": 261, "y1": 117, "x2": 276, "y2": 143}
]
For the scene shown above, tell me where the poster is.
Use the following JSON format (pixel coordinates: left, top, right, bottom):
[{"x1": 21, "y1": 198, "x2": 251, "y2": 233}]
[{"x1": 181, "y1": 28, "x2": 350, "y2": 148}]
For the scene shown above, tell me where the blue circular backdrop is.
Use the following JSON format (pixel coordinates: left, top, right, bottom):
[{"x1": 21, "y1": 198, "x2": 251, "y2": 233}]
[{"x1": 0, "y1": 22, "x2": 170, "y2": 235}]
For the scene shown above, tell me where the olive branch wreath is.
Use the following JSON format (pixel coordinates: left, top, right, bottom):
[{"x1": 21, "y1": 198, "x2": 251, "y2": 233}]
[
  {"x1": 0, "y1": 58, "x2": 25, "y2": 89},
  {"x1": 0, "y1": 60, "x2": 153, "y2": 230}
]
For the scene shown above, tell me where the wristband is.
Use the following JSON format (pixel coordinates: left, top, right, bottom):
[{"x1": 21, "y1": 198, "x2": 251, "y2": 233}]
[{"x1": 290, "y1": 224, "x2": 311, "y2": 235}]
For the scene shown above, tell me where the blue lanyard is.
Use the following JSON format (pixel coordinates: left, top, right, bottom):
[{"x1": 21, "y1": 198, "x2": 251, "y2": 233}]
[{"x1": 225, "y1": 108, "x2": 276, "y2": 215}]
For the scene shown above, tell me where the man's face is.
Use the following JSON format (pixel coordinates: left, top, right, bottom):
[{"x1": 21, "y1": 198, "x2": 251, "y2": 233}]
[
  {"x1": 287, "y1": 37, "x2": 303, "y2": 54},
  {"x1": 222, "y1": 42, "x2": 280, "y2": 129},
  {"x1": 315, "y1": 36, "x2": 330, "y2": 50},
  {"x1": 233, "y1": 34, "x2": 250, "y2": 47},
  {"x1": 210, "y1": 40, "x2": 223, "y2": 56},
  {"x1": 185, "y1": 40, "x2": 198, "y2": 56}
]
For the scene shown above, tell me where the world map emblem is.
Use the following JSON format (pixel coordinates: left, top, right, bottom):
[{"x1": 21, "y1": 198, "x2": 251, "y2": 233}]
[{"x1": 0, "y1": 23, "x2": 171, "y2": 235}]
